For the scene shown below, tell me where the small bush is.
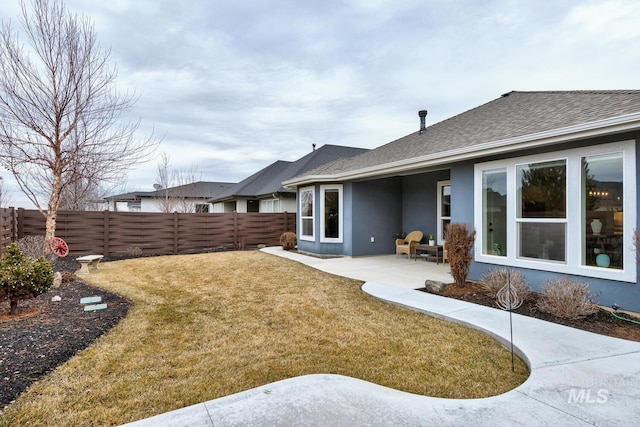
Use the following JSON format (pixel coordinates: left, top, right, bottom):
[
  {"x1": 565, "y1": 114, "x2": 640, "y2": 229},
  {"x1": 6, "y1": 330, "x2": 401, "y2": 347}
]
[
  {"x1": 480, "y1": 268, "x2": 532, "y2": 301},
  {"x1": 16, "y1": 235, "x2": 57, "y2": 266},
  {"x1": 280, "y1": 232, "x2": 297, "y2": 250},
  {"x1": 0, "y1": 243, "x2": 54, "y2": 314},
  {"x1": 444, "y1": 223, "x2": 476, "y2": 287},
  {"x1": 126, "y1": 246, "x2": 143, "y2": 257},
  {"x1": 537, "y1": 278, "x2": 599, "y2": 320},
  {"x1": 60, "y1": 271, "x2": 78, "y2": 283}
]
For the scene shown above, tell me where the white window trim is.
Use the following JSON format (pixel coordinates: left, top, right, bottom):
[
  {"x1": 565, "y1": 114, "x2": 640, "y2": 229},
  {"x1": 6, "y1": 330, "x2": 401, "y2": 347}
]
[
  {"x1": 474, "y1": 140, "x2": 636, "y2": 283},
  {"x1": 320, "y1": 184, "x2": 343, "y2": 243},
  {"x1": 299, "y1": 186, "x2": 315, "y2": 241},
  {"x1": 437, "y1": 180, "x2": 451, "y2": 245}
]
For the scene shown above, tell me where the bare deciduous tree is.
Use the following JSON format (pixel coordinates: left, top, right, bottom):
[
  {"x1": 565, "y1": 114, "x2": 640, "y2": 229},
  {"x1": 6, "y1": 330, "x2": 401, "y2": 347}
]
[
  {"x1": 155, "y1": 152, "x2": 203, "y2": 213},
  {"x1": 58, "y1": 175, "x2": 110, "y2": 211},
  {"x1": 0, "y1": 176, "x2": 13, "y2": 208},
  {"x1": 155, "y1": 152, "x2": 173, "y2": 213},
  {"x1": 0, "y1": 0, "x2": 156, "y2": 239}
]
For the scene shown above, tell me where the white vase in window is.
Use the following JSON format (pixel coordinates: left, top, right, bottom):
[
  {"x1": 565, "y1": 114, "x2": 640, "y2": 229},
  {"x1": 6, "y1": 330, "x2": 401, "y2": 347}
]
[{"x1": 590, "y1": 219, "x2": 602, "y2": 235}]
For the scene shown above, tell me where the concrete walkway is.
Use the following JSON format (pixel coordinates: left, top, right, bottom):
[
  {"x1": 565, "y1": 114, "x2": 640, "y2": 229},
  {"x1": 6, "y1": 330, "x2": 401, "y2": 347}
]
[{"x1": 124, "y1": 248, "x2": 640, "y2": 426}]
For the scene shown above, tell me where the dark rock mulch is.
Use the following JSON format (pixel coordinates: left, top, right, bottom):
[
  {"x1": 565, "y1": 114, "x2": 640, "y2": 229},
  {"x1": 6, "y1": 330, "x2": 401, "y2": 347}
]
[
  {"x1": 0, "y1": 277, "x2": 131, "y2": 409},
  {"x1": 419, "y1": 281, "x2": 640, "y2": 343}
]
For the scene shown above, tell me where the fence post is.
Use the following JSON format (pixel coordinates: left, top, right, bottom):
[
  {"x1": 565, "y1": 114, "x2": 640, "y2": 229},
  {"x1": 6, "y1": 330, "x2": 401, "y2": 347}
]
[
  {"x1": 17, "y1": 208, "x2": 24, "y2": 240},
  {"x1": 103, "y1": 210, "x2": 110, "y2": 257},
  {"x1": 173, "y1": 212, "x2": 179, "y2": 255},
  {"x1": 11, "y1": 207, "x2": 16, "y2": 243},
  {"x1": 283, "y1": 211, "x2": 288, "y2": 233},
  {"x1": 233, "y1": 211, "x2": 238, "y2": 249}
]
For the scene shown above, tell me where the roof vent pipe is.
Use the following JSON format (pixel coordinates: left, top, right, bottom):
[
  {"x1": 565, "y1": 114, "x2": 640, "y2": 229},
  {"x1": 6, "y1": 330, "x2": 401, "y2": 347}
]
[
  {"x1": 418, "y1": 110, "x2": 428, "y2": 134},
  {"x1": 312, "y1": 143, "x2": 316, "y2": 151}
]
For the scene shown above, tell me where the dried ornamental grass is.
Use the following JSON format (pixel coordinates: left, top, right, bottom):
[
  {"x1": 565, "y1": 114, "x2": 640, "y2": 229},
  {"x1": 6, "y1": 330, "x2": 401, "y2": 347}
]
[
  {"x1": 480, "y1": 269, "x2": 532, "y2": 301},
  {"x1": 537, "y1": 277, "x2": 599, "y2": 320},
  {"x1": 16, "y1": 235, "x2": 57, "y2": 265}
]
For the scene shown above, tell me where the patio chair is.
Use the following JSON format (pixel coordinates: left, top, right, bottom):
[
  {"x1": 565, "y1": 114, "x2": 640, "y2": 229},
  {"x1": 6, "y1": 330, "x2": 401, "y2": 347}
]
[{"x1": 395, "y1": 231, "x2": 423, "y2": 260}]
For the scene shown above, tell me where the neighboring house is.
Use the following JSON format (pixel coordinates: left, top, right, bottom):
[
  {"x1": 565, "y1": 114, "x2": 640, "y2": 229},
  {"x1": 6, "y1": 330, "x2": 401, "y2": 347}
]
[
  {"x1": 105, "y1": 181, "x2": 235, "y2": 212},
  {"x1": 210, "y1": 144, "x2": 368, "y2": 213},
  {"x1": 104, "y1": 191, "x2": 149, "y2": 212},
  {"x1": 284, "y1": 91, "x2": 640, "y2": 312}
]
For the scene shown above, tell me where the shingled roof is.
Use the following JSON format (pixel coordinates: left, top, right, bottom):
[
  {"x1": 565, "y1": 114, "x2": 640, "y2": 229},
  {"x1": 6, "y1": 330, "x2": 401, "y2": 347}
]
[
  {"x1": 210, "y1": 144, "x2": 368, "y2": 201},
  {"x1": 285, "y1": 91, "x2": 640, "y2": 185},
  {"x1": 106, "y1": 181, "x2": 235, "y2": 201},
  {"x1": 146, "y1": 181, "x2": 235, "y2": 199}
]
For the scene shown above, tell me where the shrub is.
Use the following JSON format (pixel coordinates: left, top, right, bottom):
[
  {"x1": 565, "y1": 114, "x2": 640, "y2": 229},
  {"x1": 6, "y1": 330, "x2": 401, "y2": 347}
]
[
  {"x1": 537, "y1": 277, "x2": 599, "y2": 320},
  {"x1": 0, "y1": 243, "x2": 54, "y2": 314},
  {"x1": 16, "y1": 235, "x2": 57, "y2": 266},
  {"x1": 280, "y1": 232, "x2": 297, "y2": 251},
  {"x1": 60, "y1": 271, "x2": 78, "y2": 283},
  {"x1": 480, "y1": 268, "x2": 532, "y2": 301},
  {"x1": 444, "y1": 223, "x2": 476, "y2": 287},
  {"x1": 126, "y1": 246, "x2": 143, "y2": 257}
]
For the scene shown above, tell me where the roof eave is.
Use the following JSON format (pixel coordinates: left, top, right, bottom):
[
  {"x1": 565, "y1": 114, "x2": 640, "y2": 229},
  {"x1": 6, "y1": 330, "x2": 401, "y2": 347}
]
[{"x1": 283, "y1": 112, "x2": 640, "y2": 188}]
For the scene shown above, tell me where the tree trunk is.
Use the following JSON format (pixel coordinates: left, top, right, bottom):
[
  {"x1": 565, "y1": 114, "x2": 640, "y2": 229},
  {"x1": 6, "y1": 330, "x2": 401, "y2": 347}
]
[
  {"x1": 10, "y1": 299, "x2": 17, "y2": 315},
  {"x1": 45, "y1": 171, "x2": 62, "y2": 241},
  {"x1": 45, "y1": 212, "x2": 56, "y2": 241}
]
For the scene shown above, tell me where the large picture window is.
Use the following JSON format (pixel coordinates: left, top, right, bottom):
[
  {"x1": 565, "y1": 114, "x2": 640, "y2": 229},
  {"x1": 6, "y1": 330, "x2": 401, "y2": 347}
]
[
  {"x1": 474, "y1": 140, "x2": 636, "y2": 282},
  {"x1": 516, "y1": 159, "x2": 566, "y2": 262},
  {"x1": 320, "y1": 185, "x2": 343, "y2": 242},
  {"x1": 582, "y1": 153, "x2": 623, "y2": 269},
  {"x1": 299, "y1": 187, "x2": 314, "y2": 241}
]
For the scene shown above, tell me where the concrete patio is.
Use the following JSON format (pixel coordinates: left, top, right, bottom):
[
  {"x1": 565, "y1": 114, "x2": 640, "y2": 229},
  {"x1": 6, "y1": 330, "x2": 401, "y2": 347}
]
[
  {"x1": 271, "y1": 248, "x2": 454, "y2": 290},
  {"x1": 123, "y1": 247, "x2": 640, "y2": 427}
]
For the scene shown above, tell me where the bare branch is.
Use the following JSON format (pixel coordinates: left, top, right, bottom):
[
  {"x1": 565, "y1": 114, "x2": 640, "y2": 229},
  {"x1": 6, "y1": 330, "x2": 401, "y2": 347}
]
[
  {"x1": 155, "y1": 153, "x2": 204, "y2": 213},
  {"x1": 0, "y1": 0, "x2": 157, "y2": 237}
]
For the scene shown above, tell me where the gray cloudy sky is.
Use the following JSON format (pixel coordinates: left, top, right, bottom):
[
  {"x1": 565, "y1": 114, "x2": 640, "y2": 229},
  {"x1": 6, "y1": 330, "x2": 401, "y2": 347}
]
[{"x1": 1, "y1": 0, "x2": 640, "y2": 208}]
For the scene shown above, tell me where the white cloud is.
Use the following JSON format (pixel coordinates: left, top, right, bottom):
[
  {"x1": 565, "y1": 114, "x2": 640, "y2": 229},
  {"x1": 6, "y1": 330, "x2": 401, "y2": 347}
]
[
  {"x1": 1, "y1": 0, "x2": 640, "y2": 208},
  {"x1": 567, "y1": 0, "x2": 640, "y2": 42}
]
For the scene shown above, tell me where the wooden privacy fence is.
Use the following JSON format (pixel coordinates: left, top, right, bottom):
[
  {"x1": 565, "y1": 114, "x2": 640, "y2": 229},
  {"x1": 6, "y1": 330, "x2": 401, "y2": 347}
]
[
  {"x1": 0, "y1": 208, "x2": 16, "y2": 254},
  {"x1": 0, "y1": 208, "x2": 296, "y2": 257}
]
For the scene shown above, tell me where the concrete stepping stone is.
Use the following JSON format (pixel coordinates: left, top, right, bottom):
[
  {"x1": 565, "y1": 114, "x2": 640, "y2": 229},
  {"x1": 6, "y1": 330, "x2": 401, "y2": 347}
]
[{"x1": 84, "y1": 303, "x2": 108, "y2": 312}]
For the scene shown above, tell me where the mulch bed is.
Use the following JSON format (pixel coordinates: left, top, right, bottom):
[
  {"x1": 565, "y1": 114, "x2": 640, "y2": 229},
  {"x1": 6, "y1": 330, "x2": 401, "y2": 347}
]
[
  {"x1": 0, "y1": 271, "x2": 131, "y2": 410},
  {"x1": 419, "y1": 281, "x2": 640, "y2": 343}
]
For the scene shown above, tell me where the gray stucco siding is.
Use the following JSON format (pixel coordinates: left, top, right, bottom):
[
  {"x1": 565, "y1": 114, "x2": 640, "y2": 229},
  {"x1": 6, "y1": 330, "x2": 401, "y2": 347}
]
[
  {"x1": 351, "y1": 177, "x2": 403, "y2": 256},
  {"x1": 402, "y1": 170, "x2": 450, "y2": 239}
]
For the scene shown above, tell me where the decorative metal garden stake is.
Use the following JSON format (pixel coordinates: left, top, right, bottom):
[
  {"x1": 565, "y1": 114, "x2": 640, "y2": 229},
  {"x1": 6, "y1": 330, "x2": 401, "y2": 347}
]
[{"x1": 496, "y1": 270, "x2": 521, "y2": 372}]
